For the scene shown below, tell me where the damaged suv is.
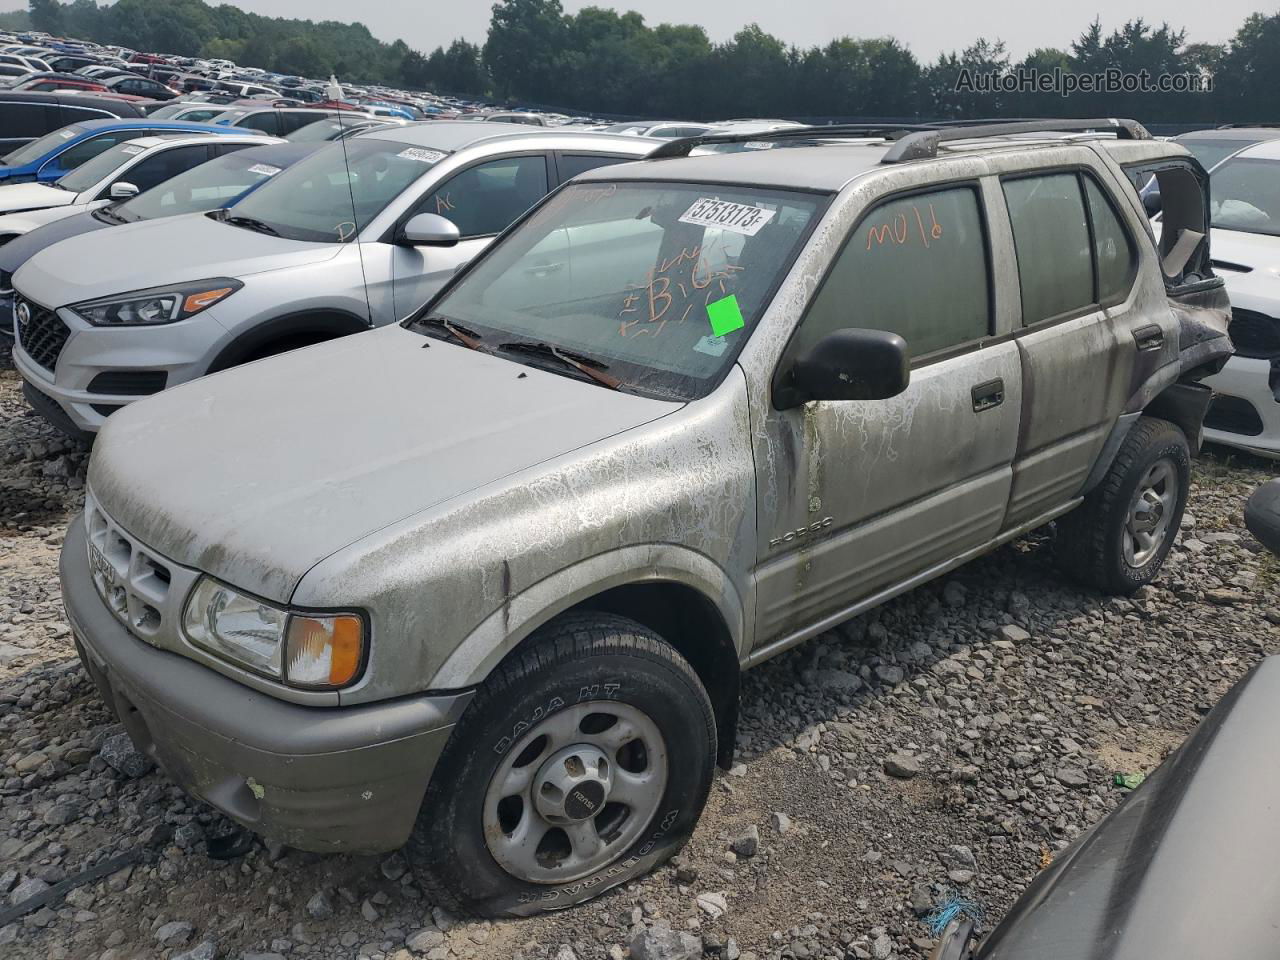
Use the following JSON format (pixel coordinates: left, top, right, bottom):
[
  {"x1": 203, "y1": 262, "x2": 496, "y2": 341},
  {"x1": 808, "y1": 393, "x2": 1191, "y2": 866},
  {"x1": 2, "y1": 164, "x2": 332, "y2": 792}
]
[{"x1": 60, "y1": 120, "x2": 1231, "y2": 917}]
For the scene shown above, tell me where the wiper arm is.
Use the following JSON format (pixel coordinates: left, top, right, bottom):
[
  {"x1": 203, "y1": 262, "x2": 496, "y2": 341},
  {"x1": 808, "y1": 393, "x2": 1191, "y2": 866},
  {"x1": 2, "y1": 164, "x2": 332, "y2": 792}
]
[
  {"x1": 412, "y1": 314, "x2": 488, "y2": 351},
  {"x1": 223, "y1": 214, "x2": 279, "y2": 236},
  {"x1": 497, "y1": 340, "x2": 623, "y2": 390},
  {"x1": 94, "y1": 204, "x2": 128, "y2": 224}
]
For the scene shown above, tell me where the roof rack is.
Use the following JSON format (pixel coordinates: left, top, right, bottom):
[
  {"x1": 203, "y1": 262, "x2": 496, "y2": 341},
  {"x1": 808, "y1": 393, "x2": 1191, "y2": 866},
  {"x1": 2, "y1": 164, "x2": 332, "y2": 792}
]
[
  {"x1": 647, "y1": 118, "x2": 1150, "y2": 163},
  {"x1": 882, "y1": 118, "x2": 1150, "y2": 163},
  {"x1": 1215, "y1": 122, "x2": 1280, "y2": 130},
  {"x1": 645, "y1": 123, "x2": 943, "y2": 160}
]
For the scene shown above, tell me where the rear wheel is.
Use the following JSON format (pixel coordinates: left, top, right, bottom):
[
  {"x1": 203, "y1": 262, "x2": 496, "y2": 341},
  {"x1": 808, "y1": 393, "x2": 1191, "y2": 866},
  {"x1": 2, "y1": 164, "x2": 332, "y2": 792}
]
[
  {"x1": 406, "y1": 613, "x2": 716, "y2": 917},
  {"x1": 1056, "y1": 416, "x2": 1190, "y2": 594}
]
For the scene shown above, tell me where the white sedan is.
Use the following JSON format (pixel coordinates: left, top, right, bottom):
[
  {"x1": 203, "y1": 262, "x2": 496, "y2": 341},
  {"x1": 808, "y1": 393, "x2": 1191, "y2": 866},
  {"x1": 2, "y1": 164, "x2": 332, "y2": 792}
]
[{"x1": 0, "y1": 132, "x2": 278, "y2": 243}]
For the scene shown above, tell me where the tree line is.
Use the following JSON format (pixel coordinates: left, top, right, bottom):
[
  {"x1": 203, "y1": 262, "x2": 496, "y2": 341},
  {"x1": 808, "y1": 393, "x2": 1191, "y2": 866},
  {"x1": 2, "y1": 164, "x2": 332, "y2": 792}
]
[{"x1": 20, "y1": 0, "x2": 1280, "y2": 123}]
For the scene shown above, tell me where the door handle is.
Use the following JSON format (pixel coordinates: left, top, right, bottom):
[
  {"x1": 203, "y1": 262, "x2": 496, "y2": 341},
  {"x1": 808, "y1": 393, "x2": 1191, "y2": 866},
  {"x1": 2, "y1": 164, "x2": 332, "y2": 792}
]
[
  {"x1": 1134, "y1": 325, "x2": 1165, "y2": 352},
  {"x1": 524, "y1": 261, "x2": 565, "y2": 277},
  {"x1": 971, "y1": 378, "x2": 1005, "y2": 413}
]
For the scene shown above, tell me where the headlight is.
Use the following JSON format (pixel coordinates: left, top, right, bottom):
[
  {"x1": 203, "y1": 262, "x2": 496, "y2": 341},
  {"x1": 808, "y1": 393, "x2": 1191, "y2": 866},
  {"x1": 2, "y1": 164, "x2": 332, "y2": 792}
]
[
  {"x1": 182, "y1": 577, "x2": 364, "y2": 688},
  {"x1": 68, "y1": 278, "x2": 242, "y2": 327}
]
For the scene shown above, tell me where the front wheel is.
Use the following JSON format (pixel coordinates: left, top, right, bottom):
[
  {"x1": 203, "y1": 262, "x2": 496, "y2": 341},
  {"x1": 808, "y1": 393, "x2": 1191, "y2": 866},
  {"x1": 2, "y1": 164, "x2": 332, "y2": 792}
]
[{"x1": 406, "y1": 613, "x2": 716, "y2": 917}]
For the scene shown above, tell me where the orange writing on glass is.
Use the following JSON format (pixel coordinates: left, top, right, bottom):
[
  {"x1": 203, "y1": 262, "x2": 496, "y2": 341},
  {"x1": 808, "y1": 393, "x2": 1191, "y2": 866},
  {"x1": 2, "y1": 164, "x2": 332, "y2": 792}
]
[
  {"x1": 618, "y1": 254, "x2": 743, "y2": 339},
  {"x1": 866, "y1": 202, "x2": 943, "y2": 251}
]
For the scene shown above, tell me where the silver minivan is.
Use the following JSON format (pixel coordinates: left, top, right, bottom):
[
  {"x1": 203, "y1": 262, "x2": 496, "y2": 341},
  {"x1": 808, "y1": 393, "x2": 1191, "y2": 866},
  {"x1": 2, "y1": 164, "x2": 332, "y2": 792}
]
[{"x1": 11, "y1": 123, "x2": 657, "y2": 435}]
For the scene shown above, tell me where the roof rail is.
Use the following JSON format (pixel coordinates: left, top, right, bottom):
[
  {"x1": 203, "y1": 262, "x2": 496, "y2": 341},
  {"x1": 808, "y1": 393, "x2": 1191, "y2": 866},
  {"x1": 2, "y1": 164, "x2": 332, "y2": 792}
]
[
  {"x1": 881, "y1": 118, "x2": 1150, "y2": 163},
  {"x1": 1215, "y1": 122, "x2": 1280, "y2": 130},
  {"x1": 646, "y1": 122, "x2": 943, "y2": 160}
]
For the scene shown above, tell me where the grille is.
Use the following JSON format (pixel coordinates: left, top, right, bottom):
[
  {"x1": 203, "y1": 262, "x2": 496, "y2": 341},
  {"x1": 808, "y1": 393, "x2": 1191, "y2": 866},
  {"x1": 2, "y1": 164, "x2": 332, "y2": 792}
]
[
  {"x1": 14, "y1": 296, "x2": 70, "y2": 373},
  {"x1": 87, "y1": 371, "x2": 167, "y2": 396},
  {"x1": 1230, "y1": 308, "x2": 1280, "y2": 361},
  {"x1": 84, "y1": 494, "x2": 173, "y2": 643},
  {"x1": 1204, "y1": 394, "x2": 1264, "y2": 437}
]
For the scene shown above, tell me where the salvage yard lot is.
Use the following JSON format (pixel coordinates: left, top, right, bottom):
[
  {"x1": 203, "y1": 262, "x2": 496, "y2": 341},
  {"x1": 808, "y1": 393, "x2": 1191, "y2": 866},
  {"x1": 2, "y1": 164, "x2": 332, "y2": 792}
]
[{"x1": 0, "y1": 344, "x2": 1277, "y2": 960}]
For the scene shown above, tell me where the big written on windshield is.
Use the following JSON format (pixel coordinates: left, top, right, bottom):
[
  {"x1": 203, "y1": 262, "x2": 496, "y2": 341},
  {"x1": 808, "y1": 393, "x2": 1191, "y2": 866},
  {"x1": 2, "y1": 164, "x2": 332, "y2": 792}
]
[{"x1": 421, "y1": 181, "x2": 826, "y2": 400}]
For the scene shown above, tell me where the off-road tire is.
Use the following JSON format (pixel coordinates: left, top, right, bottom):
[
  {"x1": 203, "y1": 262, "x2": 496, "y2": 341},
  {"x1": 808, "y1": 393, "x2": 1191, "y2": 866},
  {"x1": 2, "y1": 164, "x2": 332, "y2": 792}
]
[
  {"x1": 406, "y1": 612, "x2": 716, "y2": 918},
  {"x1": 1056, "y1": 416, "x2": 1190, "y2": 595}
]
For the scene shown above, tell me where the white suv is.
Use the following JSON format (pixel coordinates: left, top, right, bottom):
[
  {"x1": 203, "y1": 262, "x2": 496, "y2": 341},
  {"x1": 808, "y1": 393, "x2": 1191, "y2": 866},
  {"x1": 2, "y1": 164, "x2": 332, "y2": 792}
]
[{"x1": 11, "y1": 123, "x2": 656, "y2": 437}]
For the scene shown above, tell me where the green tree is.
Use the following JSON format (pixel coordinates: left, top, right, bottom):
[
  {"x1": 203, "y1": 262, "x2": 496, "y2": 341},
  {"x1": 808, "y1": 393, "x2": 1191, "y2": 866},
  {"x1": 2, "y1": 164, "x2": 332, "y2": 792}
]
[{"x1": 484, "y1": 0, "x2": 567, "y2": 102}]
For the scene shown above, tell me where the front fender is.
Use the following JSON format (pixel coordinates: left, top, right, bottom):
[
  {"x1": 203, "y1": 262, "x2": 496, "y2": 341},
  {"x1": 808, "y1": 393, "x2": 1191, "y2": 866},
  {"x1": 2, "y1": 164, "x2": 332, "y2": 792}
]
[{"x1": 430, "y1": 544, "x2": 748, "y2": 689}]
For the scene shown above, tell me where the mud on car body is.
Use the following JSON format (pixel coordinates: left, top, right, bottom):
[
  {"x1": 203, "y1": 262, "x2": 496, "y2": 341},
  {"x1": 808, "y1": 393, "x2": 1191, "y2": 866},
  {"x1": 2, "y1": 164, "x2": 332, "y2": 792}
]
[{"x1": 61, "y1": 120, "x2": 1231, "y2": 917}]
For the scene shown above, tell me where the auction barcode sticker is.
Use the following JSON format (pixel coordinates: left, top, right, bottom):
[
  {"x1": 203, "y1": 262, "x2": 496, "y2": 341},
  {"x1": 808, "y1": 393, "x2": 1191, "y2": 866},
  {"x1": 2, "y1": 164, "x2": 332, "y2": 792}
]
[
  {"x1": 679, "y1": 197, "x2": 776, "y2": 236},
  {"x1": 397, "y1": 147, "x2": 446, "y2": 164},
  {"x1": 248, "y1": 163, "x2": 281, "y2": 176},
  {"x1": 120, "y1": 145, "x2": 145, "y2": 155}
]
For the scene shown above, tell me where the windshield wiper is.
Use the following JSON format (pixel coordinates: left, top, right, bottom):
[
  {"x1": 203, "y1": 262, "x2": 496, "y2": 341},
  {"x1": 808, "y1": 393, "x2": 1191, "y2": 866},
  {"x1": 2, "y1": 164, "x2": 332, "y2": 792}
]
[
  {"x1": 497, "y1": 341, "x2": 623, "y2": 390},
  {"x1": 223, "y1": 214, "x2": 279, "y2": 236},
  {"x1": 412, "y1": 314, "x2": 489, "y2": 351},
  {"x1": 94, "y1": 205, "x2": 129, "y2": 224}
]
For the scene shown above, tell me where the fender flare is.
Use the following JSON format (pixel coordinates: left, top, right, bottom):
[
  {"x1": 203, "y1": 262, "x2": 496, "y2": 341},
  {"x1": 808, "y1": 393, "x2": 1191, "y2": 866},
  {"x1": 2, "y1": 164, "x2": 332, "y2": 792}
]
[
  {"x1": 206, "y1": 309, "x2": 370, "y2": 373},
  {"x1": 429, "y1": 544, "x2": 748, "y2": 689}
]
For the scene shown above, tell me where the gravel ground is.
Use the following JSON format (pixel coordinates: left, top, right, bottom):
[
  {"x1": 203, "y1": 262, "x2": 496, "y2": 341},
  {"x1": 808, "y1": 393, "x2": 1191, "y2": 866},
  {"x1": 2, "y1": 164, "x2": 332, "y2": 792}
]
[{"x1": 1, "y1": 340, "x2": 1277, "y2": 960}]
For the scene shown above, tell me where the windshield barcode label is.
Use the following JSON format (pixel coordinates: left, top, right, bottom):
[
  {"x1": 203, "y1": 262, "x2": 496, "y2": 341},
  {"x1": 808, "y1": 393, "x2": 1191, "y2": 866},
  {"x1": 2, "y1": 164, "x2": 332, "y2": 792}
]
[
  {"x1": 247, "y1": 163, "x2": 281, "y2": 176},
  {"x1": 679, "y1": 198, "x2": 776, "y2": 236},
  {"x1": 120, "y1": 145, "x2": 145, "y2": 155}
]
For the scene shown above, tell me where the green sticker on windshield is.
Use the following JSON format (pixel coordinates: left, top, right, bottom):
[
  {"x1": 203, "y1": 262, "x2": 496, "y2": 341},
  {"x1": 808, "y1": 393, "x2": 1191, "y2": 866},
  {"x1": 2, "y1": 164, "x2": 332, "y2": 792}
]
[{"x1": 707, "y1": 294, "x2": 745, "y2": 337}]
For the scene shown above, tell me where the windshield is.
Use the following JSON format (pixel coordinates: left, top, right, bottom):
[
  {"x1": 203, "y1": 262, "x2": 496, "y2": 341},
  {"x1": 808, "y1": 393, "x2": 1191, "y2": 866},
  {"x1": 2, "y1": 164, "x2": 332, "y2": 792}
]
[
  {"x1": 1211, "y1": 157, "x2": 1280, "y2": 235},
  {"x1": 1178, "y1": 137, "x2": 1261, "y2": 172},
  {"x1": 228, "y1": 138, "x2": 445, "y2": 242},
  {"x1": 57, "y1": 140, "x2": 145, "y2": 192},
  {"x1": 3, "y1": 124, "x2": 84, "y2": 165},
  {"x1": 115, "y1": 150, "x2": 284, "y2": 222},
  {"x1": 419, "y1": 181, "x2": 824, "y2": 400}
]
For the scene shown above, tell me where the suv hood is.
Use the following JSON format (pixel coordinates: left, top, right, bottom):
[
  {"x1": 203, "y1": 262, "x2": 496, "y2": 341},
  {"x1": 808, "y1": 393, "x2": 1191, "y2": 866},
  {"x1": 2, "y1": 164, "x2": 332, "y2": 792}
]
[
  {"x1": 88, "y1": 324, "x2": 680, "y2": 603},
  {"x1": 0, "y1": 181, "x2": 73, "y2": 214},
  {"x1": 13, "y1": 212, "x2": 342, "y2": 308}
]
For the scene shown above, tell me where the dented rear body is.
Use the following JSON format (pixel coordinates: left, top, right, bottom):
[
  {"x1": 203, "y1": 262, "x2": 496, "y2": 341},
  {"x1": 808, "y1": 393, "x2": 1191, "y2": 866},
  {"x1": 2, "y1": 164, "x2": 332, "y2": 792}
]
[{"x1": 63, "y1": 128, "x2": 1232, "y2": 854}]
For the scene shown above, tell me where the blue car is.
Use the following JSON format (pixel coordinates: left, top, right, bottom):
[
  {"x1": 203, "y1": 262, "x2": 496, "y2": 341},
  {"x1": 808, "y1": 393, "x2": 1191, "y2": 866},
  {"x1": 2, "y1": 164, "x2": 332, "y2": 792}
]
[{"x1": 0, "y1": 118, "x2": 258, "y2": 186}]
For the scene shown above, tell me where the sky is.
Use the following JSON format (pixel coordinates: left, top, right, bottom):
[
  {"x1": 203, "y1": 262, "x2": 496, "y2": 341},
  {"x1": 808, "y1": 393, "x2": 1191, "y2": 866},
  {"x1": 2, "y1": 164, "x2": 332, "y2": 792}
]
[{"x1": 195, "y1": 0, "x2": 1265, "y2": 61}]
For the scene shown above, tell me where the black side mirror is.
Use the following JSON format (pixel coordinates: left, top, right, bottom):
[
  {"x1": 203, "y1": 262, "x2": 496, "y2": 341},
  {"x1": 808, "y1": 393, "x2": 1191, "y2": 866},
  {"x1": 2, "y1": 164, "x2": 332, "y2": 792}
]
[
  {"x1": 1245, "y1": 480, "x2": 1280, "y2": 556},
  {"x1": 1142, "y1": 187, "x2": 1162, "y2": 218},
  {"x1": 775, "y1": 328, "x2": 910, "y2": 410}
]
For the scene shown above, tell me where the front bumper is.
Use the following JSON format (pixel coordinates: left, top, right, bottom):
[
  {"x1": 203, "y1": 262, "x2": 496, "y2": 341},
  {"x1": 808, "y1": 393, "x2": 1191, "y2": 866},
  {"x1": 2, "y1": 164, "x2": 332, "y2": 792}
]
[
  {"x1": 1203, "y1": 356, "x2": 1280, "y2": 459},
  {"x1": 61, "y1": 518, "x2": 473, "y2": 854},
  {"x1": 12, "y1": 299, "x2": 231, "y2": 434}
]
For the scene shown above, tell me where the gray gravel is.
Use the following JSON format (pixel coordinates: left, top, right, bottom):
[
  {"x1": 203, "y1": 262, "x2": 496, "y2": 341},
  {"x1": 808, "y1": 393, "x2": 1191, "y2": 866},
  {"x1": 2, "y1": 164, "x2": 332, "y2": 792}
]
[{"x1": 1, "y1": 343, "x2": 1278, "y2": 960}]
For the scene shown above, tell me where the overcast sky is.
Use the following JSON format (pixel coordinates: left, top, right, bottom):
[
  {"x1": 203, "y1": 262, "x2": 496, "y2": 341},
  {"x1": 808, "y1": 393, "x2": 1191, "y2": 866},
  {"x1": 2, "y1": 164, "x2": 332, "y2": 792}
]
[{"x1": 211, "y1": 0, "x2": 1261, "y2": 60}]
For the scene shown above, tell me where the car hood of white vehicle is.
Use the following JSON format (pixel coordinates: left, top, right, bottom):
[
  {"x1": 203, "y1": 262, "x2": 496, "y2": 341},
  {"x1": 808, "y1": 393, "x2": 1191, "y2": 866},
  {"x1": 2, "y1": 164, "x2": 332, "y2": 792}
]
[
  {"x1": 0, "y1": 181, "x2": 76, "y2": 215},
  {"x1": 0, "y1": 200, "x2": 97, "y2": 236},
  {"x1": 12, "y1": 211, "x2": 342, "y2": 308},
  {"x1": 87, "y1": 324, "x2": 680, "y2": 603}
]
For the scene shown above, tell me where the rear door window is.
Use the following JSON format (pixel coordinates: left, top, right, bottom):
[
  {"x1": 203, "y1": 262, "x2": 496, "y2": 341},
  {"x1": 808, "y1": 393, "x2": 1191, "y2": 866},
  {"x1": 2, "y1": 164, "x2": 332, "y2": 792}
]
[
  {"x1": 799, "y1": 185, "x2": 992, "y2": 360},
  {"x1": 1003, "y1": 173, "x2": 1094, "y2": 324},
  {"x1": 46, "y1": 132, "x2": 134, "y2": 173},
  {"x1": 0, "y1": 101, "x2": 51, "y2": 140},
  {"x1": 556, "y1": 153, "x2": 633, "y2": 182},
  {"x1": 417, "y1": 155, "x2": 550, "y2": 239},
  {"x1": 1083, "y1": 176, "x2": 1137, "y2": 304}
]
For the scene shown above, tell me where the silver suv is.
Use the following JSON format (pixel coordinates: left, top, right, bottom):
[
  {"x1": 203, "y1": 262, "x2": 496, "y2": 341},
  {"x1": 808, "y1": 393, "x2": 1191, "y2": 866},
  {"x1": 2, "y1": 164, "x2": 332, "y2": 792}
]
[
  {"x1": 11, "y1": 122, "x2": 656, "y2": 435},
  {"x1": 60, "y1": 120, "x2": 1231, "y2": 917}
]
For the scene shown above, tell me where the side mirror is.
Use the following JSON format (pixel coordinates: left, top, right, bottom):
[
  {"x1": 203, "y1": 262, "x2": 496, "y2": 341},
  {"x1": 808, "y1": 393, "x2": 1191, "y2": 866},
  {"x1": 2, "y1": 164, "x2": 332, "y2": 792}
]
[
  {"x1": 109, "y1": 181, "x2": 139, "y2": 200},
  {"x1": 775, "y1": 328, "x2": 910, "y2": 410},
  {"x1": 1142, "y1": 186, "x2": 1162, "y2": 218},
  {"x1": 400, "y1": 212, "x2": 460, "y2": 247},
  {"x1": 1245, "y1": 480, "x2": 1280, "y2": 556}
]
